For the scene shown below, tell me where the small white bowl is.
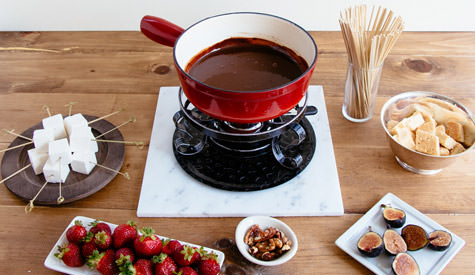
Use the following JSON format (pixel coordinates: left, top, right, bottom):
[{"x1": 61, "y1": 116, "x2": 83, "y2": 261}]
[{"x1": 235, "y1": 216, "x2": 298, "y2": 266}]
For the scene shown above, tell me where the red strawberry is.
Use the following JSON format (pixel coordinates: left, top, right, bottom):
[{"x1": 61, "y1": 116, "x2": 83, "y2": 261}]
[
  {"x1": 161, "y1": 239, "x2": 182, "y2": 255},
  {"x1": 89, "y1": 220, "x2": 112, "y2": 235},
  {"x1": 152, "y1": 253, "x2": 177, "y2": 275},
  {"x1": 197, "y1": 252, "x2": 220, "y2": 275},
  {"x1": 116, "y1": 257, "x2": 153, "y2": 275},
  {"x1": 113, "y1": 221, "x2": 137, "y2": 248},
  {"x1": 81, "y1": 231, "x2": 97, "y2": 258},
  {"x1": 176, "y1": 266, "x2": 198, "y2": 275},
  {"x1": 133, "y1": 227, "x2": 162, "y2": 257},
  {"x1": 134, "y1": 259, "x2": 153, "y2": 275},
  {"x1": 173, "y1": 245, "x2": 201, "y2": 266},
  {"x1": 87, "y1": 249, "x2": 118, "y2": 275},
  {"x1": 115, "y1": 247, "x2": 135, "y2": 263},
  {"x1": 54, "y1": 243, "x2": 84, "y2": 267},
  {"x1": 66, "y1": 220, "x2": 87, "y2": 245},
  {"x1": 94, "y1": 230, "x2": 113, "y2": 250}
]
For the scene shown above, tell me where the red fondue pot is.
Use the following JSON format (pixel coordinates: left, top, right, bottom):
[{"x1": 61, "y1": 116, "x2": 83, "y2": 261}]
[{"x1": 141, "y1": 12, "x2": 318, "y2": 124}]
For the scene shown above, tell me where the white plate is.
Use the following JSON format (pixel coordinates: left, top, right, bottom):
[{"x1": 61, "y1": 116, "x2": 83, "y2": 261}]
[
  {"x1": 44, "y1": 216, "x2": 225, "y2": 274},
  {"x1": 335, "y1": 193, "x2": 465, "y2": 275}
]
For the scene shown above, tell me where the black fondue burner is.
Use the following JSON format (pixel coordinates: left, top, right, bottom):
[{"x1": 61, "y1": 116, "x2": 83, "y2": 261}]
[{"x1": 172, "y1": 89, "x2": 318, "y2": 191}]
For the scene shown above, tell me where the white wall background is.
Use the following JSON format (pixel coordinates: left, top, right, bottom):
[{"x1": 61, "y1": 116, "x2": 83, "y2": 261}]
[{"x1": 1, "y1": 0, "x2": 475, "y2": 31}]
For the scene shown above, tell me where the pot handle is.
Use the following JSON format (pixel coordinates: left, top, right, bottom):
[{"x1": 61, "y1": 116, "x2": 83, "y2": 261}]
[{"x1": 140, "y1": 15, "x2": 185, "y2": 47}]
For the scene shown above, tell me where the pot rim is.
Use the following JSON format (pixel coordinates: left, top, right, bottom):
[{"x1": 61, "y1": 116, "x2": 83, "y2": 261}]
[{"x1": 172, "y1": 11, "x2": 318, "y2": 94}]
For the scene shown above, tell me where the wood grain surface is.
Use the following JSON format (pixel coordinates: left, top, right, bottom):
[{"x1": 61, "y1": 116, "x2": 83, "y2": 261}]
[{"x1": 0, "y1": 31, "x2": 474, "y2": 274}]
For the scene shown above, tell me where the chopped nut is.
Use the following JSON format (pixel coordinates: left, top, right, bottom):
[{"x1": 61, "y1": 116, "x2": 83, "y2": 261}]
[{"x1": 243, "y1": 224, "x2": 292, "y2": 261}]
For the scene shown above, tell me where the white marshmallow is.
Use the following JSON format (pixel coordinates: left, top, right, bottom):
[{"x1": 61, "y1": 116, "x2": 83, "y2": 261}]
[
  {"x1": 42, "y1": 157, "x2": 70, "y2": 183},
  {"x1": 32, "y1": 129, "x2": 54, "y2": 152},
  {"x1": 69, "y1": 126, "x2": 98, "y2": 153},
  {"x1": 27, "y1": 148, "x2": 49, "y2": 175},
  {"x1": 64, "y1": 113, "x2": 88, "y2": 136},
  {"x1": 42, "y1": 114, "x2": 67, "y2": 139},
  {"x1": 48, "y1": 138, "x2": 73, "y2": 164},
  {"x1": 71, "y1": 151, "x2": 97, "y2": 175}
]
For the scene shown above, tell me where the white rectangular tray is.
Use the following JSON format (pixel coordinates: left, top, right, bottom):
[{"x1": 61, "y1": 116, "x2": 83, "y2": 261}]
[{"x1": 335, "y1": 193, "x2": 465, "y2": 274}]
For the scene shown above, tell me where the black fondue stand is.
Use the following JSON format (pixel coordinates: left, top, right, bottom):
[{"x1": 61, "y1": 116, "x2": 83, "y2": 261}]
[{"x1": 172, "y1": 89, "x2": 318, "y2": 191}]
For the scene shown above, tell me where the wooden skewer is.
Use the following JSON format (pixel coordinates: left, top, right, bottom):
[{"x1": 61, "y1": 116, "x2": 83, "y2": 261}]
[
  {"x1": 93, "y1": 139, "x2": 144, "y2": 149},
  {"x1": 42, "y1": 105, "x2": 52, "y2": 117},
  {"x1": 0, "y1": 163, "x2": 32, "y2": 185},
  {"x1": 0, "y1": 141, "x2": 33, "y2": 153},
  {"x1": 2, "y1": 129, "x2": 33, "y2": 141},
  {"x1": 64, "y1": 102, "x2": 78, "y2": 117},
  {"x1": 57, "y1": 158, "x2": 65, "y2": 204},
  {"x1": 95, "y1": 117, "x2": 136, "y2": 139},
  {"x1": 25, "y1": 179, "x2": 49, "y2": 213},
  {"x1": 88, "y1": 108, "x2": 125, "y2": 125},
  {"x1": 91, "y1": 161, "x2": 130, "y2": 180}
]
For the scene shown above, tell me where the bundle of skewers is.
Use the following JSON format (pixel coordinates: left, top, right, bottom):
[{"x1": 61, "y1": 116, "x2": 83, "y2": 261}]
[
  {"x1": 0, "y1": 103, "x2": 144, "y2": 212},
  {"x1": 339, "y1": 5, "x2": 404, "y2": 120}
]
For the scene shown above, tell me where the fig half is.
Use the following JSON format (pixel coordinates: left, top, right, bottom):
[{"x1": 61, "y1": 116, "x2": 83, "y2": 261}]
[
  {"x1": 401, "y1": 224, "x2": 428, "y2": 251},
  {"x1": 382, "y1": 204, "x2": 406, "y2": 228},
  {"x1": 392, "y1": 252, "x2": 420, "y2": 275},
  {"x1": 428, "y1": 230, "x2": 452, "y2": 251},
  {"x1": 383, "y1": 229, "x2": 407, "y2": 255},
  {"x1": 357, "y1": 228, "x2": 384, "y2": 257}
]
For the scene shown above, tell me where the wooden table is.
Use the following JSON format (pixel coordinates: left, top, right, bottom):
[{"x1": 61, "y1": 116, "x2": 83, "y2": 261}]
[{"x1": 0, "y1": 31, "x2": 474, "y2": 274}]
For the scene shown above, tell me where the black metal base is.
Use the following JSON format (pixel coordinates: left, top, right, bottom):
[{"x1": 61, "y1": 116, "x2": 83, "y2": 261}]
[{"x1": 172, "y1": 117, "x2": 316, "y2": 191}]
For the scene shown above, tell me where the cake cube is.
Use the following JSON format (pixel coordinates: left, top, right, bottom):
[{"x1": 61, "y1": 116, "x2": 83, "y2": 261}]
[
  {"x1": 450, "y1": 142, "x2": 466, "y2": 155},
  {"x1": 69, "y1": 126, "x2": 98, "y2": 153},
  {"x1": 446, "y1": 121, "x2": 464, "y2": 143},
  {"x1": 32, "y1": 128, "x2": 54, "y2": 152},
  {"x1": 42, "y1": 157, "x2": 70, "y2": 183},
  {"x1": 435, "y1": 125, "x2": 457, "y2": 150},
  {"x1": 71, "y1": 151, "x2": 97, "y2": 175},
  {"x1": 440, "y1": 147, "x2": 450, "y2": 156},
  {"x1": 42, "y1": 113, "x2": 67, "y2": 139},
  {"x1": 64, "y1": 113, "x2": 88, "y2": 136},
  {"x1": 27, "y1": 148, "x2": 49, "y2": 175},
  {"x1": 394, "y1": 126, "x2": 415, "y2": 150},
  {"x1": 415, "y1": 129, "x2": 440, "y2": 156},
  {"x1": 418, "y1": 119, "x2": 437, "y2": 134},
  {"x1": 405, "y1": 112, "x2": 425, "y2": 131},
  {"x1": 48, "y1": 138, "x2": 73, "y2": 164}
]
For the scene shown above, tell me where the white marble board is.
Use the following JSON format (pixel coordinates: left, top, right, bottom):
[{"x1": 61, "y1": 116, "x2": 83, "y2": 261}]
[{"x1": 136, "y1": 86, "x2": 344, "y2": 217}]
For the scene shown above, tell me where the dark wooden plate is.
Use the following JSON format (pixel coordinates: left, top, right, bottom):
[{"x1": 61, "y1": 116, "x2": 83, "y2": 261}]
[{"x1": 1, "y1": 115, "x2": 125, "y2": 205}]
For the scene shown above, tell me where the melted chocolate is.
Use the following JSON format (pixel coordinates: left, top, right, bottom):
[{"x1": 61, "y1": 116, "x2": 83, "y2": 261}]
[{"x1": 186, "y1": 38, "x2": 308, "y2": 91}]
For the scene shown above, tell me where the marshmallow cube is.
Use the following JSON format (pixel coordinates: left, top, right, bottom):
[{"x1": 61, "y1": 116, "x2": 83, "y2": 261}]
[
  {"x1": 48, "y1": 138, "x2": 73, "y2": 164},
  {"x1": 42, "y1": 158, "x2": 70, "y2": 183},
  {"x1": 42, "y1": 114, "x2": 67, "y2": 139},
  {"x1": 71, "y1": 151, "x2": 97, "y2": 175},
  {"x1": 32, "y1": 128, "x2": 54, "y2": 152},
  {"x1": 27, "y1": 148, "x2": 49, "y2": 175},
  {"x1": 69, "y1": 126, "x2": 98, "y2": 153},
  {"x1": 64, "y1": 114, "x2": 88, "y2": 136}
]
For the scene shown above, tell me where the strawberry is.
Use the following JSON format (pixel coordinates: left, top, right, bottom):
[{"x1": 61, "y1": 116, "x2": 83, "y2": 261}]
[
  {"x1": 113, "y1": 221, "x2": 137, "y2": 248},
  {"x1": 152, "y1": 253, "x2": 177, "y2": 275},
  {"x1": 197, "y1": 252, "x2": 220, "y2": 275},
  {"x1": 54, "y1": 243, "x2": 84, "y2": 267},
  {"x1": 94, "y1": 230, "x2": 113, "y2": 250},
  {"x1": 115, "y1": 247, "x2": 135, "y2": 263},
  {"x1": 173, "y1": 245, "x2": 201, "y2": 266},
  {"x1": 81, "y1": 241, "x2": 97, "y2": 259},
  {"x1": 66, "y1": 220, "x2": 87, "y2": 245},
  {"x1": 176, "y1": 266, "x2": 198, "y2": 275},
  {"x1": 117, "y1": 257, "x2": 153, "y2": 275},
  {"x1": 161, "y1": 239, "x2": 182, "y2": 255},
  {"x1": 87, "y1": 249, "x2": 118, "y2": 275},
  {"x1": 134, "y1": 259, "x2": 153, "y2": 275},
  {"x1": 89, "y1": 220, "x2": 112, "y2": 235},
  {"x1": 133, "y1": 227, "x2": 162, "y2": 257}
]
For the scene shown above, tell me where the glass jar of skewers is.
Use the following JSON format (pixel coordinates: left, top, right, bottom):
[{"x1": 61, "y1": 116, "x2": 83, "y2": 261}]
[{"x1": 342, "y1": 61, "x2": 383, "y2": 122}]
